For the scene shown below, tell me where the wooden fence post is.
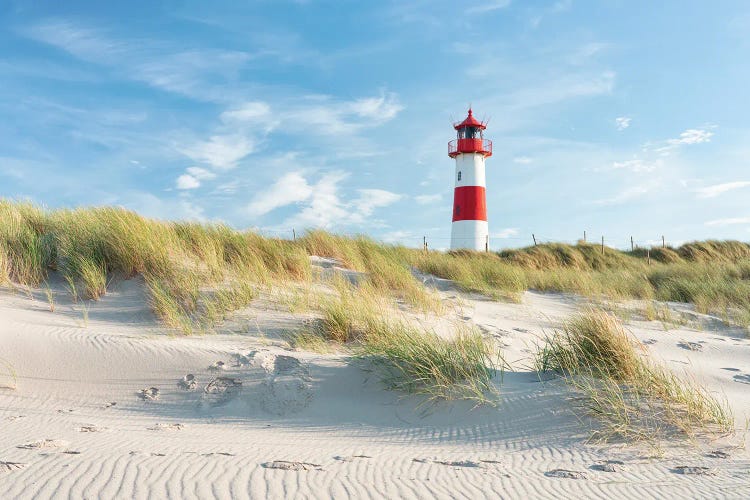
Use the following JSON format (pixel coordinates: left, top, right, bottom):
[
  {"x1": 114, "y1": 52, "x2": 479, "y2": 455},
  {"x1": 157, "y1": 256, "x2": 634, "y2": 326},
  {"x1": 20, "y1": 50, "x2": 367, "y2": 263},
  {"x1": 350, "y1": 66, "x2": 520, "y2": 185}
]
[
  {"x1": 532, "y1": 234, "x2": 537, "y2": 246},
  {"x1": 647, "y1": 249, "x2": 651, "y2": 265},
  {"x1": 631, "y1": 236, "x2": 634, "y2": 252},
  {"x1": 601, "y1": 236, "x2": 605, "y2": 255},
  {"x1": 583, "y1": 230, "x2": 586, "y2": 243},
  {"x1": 292, "y1": 228, "x2": 296, "y2": 241},
  {"x1": 485, "y1": 234, "x2": 489, "y2": 252},
  {"x1": 423, "y1": 236, "x2": 427, "y2": 252},
  {"x1": 662, "y1": 235, "x2": 666, "y2": 249}
]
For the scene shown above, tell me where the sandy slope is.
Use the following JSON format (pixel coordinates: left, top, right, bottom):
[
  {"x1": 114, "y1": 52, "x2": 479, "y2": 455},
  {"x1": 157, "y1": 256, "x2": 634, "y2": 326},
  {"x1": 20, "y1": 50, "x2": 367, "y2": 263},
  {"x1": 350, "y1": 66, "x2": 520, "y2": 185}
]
[{"x1": 1, "y1": 273, "x2": 749, "y2": 499}]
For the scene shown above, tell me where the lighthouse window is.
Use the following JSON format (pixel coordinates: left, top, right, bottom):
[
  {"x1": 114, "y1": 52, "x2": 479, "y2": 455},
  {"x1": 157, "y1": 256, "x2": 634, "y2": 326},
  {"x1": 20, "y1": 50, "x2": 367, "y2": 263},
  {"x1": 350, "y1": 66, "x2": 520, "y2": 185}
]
[
  {"x1": 458, "y1": 127, "x2": 481, "y2": 139},
  {"x1": 457, "y1": 171, "x2": 462, "y2": 181}
]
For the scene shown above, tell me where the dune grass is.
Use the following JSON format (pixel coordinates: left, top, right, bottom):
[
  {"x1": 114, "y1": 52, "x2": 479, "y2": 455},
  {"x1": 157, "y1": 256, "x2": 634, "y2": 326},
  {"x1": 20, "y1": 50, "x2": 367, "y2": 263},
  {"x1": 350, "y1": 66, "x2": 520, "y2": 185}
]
[
  {"x1": 536, "y1": 310, "x2": 733, "y2": 442},
  {"x1": 0, "y1": 201, "x2": 314, "y2": 333},
  {"x1": 410, "y1": 241, "x2": 750, "y2": 326},
  {"x1": 2, "y1": 199, "x2": 750, "y2": 332},
  {"x1": 298, "y1": 280, "x2": 500, "y2": 404},
  {"x1": 359, "y1": 320, "x2": 499, "y2": 405}
]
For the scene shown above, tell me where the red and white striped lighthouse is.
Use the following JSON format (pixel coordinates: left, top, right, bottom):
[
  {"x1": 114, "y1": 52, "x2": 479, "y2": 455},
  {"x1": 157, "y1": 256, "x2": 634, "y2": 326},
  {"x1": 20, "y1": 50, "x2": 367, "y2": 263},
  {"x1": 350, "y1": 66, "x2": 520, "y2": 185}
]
[{"x1": 448, "y1": 108, "x2": 492, "y2": 251}]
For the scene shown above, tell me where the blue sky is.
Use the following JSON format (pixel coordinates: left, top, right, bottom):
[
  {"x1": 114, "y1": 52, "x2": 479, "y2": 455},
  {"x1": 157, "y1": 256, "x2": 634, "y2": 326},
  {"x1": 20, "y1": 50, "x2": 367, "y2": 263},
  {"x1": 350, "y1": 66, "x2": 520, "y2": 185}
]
[{"x1": 2, "y1": 1, "x2": 749, "y2": 249}]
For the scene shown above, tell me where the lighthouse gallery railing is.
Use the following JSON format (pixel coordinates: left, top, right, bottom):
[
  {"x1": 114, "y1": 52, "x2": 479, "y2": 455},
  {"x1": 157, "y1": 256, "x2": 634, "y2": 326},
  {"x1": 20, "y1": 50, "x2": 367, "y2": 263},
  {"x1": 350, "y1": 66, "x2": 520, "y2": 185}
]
[{"x1": 448, "y1": 138, "x2": 493, "y2": 156}]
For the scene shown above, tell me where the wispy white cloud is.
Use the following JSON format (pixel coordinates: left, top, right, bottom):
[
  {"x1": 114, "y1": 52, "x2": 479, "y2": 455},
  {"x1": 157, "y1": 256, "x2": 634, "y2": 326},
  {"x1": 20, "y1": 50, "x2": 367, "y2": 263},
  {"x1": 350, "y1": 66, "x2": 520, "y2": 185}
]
[
  {"x1": 467, "y1": 0, "x2": 511, "y2": 14},
  {"x1": 513, "y1": 156, "x2": 533, "y2": 164},
  {"x1": 503, "y1": 71, "x2": 615, "y2": 109},
  {"x1": 382, "y1": 230, "x2": 414, "y2": 243},
  {"x1": 494, "y1": 228, "x2": 519, "y2": 238},
  {"x1": 415, "y1": 193, "x2": 442, "y2": 204},
  {"x1": 186, "y1": 166, "x2": 216, "y2": 180},
  {"x1": 268, "y1": 171, "x2": 402, "y2": 230},
  {"x1": 351, "y1": 189, "x2": 403, "y2": 221},
  {"x1": 615, "y1": 116, "x2": 631, "y2": 130},
  {"x1": 705, "y1": 217, "x2": 750, "y2": 227},
  {"x1": 667, "y1": 128, "x2": 714, "y2": 146},
  {"x1": 280, "y1": 171, "x2": 351, "y2": 229},
  {"x1": 23, "y1": 20, "x2": 253, "y2": 102},
  {"x1": 176, "y1": 174, "x2": 201, "y2": 190},
  {"x1": 593, "y1": 181, "x2": 659, "y2": 206},
  {"x1": 567, "y1": 42, "x2": 611, "y2": 65},
  {"x1": 529, "y1": 0, "x2": 572, "y2": 28},
  {"x1": 177, "y1": 134, "x2": 256, "y2": 170},
  {"x1": 348, "y1": 93, "x2": 403, "y2": 122},
  {"x1": 649, "y1": 127, "x2": 715, "y2": 155},
  {"x1": 221, "y1": 93, "x2": 403, "y2": 133},
  {"x1": 175, "y1": 166, "x2": 217, "y2": 191},
  {"x1": 246, "y1": 171, "x2": 314, "y2": 216},
  {"x1": 694, "y1": 181, "x2": 750, "y2": 199},
  {"x1": 220, "y1": 102, "x2": 272, "y2": 124},
  {"x1": 608, "y1": 158, "x2": 663, "y2": 172},
  {"x1": 245, "y1": 171, "x2": 402, "y2": 229}
]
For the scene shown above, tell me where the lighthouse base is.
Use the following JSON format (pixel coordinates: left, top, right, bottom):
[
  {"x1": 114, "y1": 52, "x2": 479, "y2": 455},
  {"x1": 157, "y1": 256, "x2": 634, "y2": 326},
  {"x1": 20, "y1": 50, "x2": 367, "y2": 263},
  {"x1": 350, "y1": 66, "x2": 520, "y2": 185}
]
[{"x1": 450, "y1": 220, "x2": 489, "y2": 251}]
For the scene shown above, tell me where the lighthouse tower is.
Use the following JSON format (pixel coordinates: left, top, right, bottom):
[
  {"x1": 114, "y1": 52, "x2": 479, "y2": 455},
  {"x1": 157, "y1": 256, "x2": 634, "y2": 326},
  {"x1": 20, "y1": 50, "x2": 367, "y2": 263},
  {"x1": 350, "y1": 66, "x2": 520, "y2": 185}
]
[{"x1": 448, "y1": 108, "x2": 492, "y2": 251}]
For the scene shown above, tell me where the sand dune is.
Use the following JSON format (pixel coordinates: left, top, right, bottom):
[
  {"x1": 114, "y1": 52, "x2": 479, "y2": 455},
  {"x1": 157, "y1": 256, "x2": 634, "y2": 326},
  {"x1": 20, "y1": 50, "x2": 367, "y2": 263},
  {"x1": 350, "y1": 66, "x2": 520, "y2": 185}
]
[{"x1": 1, "y1": 272, "x2": 749, "y2": 499}]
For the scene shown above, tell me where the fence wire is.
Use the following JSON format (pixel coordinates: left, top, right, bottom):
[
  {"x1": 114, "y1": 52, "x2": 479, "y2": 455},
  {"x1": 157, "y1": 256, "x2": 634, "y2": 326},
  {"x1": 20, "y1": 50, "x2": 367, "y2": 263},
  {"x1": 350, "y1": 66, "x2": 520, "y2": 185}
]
[{"x1": 247, "y1": 227, "x2": 673, "y2": 252}]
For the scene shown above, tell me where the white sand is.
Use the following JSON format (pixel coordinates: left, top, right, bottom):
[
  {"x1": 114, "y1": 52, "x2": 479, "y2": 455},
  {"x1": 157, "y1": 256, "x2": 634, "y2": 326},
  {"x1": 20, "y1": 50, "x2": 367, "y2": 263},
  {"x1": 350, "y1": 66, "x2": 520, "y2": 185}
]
[{"x1": 1, "y1": 272, "x2": 750, "y2": 499}]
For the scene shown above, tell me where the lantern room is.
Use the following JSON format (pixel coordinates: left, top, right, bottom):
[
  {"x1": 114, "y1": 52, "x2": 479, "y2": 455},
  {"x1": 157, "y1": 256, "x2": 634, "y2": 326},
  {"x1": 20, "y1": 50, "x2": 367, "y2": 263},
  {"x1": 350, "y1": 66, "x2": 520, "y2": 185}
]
[{"x1": 448, "y1": 108, "x2": 493, "y2": 158}]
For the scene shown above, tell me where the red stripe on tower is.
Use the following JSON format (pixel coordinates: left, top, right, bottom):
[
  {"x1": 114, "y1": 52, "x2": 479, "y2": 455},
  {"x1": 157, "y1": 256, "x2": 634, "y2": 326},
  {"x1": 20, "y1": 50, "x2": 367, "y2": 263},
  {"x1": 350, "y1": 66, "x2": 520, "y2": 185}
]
[{"x1": 452, "y1": 186, "x2": 487, "y2": 222}]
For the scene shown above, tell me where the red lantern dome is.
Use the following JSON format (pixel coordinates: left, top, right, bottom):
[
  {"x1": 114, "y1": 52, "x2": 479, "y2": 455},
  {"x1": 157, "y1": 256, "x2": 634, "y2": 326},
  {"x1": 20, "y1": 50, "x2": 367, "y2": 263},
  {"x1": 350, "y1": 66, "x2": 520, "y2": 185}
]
[{"x1": 448, "y1": 108, "x2": 492, "y2": 158}]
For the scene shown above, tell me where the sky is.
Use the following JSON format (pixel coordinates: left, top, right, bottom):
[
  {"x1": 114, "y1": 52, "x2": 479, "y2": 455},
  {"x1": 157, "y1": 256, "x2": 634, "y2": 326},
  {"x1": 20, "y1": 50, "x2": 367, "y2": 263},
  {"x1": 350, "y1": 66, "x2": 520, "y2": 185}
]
[{"x1": 1, "y1": 1, "x2": 750, "y2": 250}]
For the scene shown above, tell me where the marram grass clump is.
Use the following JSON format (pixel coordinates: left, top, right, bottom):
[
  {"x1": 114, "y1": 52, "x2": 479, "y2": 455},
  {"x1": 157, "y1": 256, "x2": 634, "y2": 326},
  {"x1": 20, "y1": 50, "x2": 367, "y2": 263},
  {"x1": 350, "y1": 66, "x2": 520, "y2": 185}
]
[
  {"x1": 360, "y1": 320, "x2": 500, "y2": 405},
  {"x1": 536, "y1": 310, "x2": 733, "y2": 442},
  {"x1": 303, "y1": 283, "x2": 500, "y2": 404}
]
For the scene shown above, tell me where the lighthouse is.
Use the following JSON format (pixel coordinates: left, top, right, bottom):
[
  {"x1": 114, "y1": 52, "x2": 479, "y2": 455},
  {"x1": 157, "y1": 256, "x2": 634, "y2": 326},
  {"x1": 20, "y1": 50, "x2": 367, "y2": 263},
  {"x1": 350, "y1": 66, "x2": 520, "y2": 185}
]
[{"x1": 448, "y1": 108, "x2": 492, "y2": 251}]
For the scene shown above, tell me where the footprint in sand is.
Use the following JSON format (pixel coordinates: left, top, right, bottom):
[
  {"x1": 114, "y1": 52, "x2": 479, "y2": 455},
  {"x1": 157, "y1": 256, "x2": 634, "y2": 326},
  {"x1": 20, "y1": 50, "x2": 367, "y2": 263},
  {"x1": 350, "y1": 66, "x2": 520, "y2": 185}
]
[
  {"x1": 590, "y1": 460, "x2": 625, "y2": 472},
  {"x1": 77, "y1": 424, "x2": 104, "y2": 433},
  {"x1": 706, "y1": 450, "x2": 731, "y2": 459},
  {"x1": 261, "y1": 461, "x2": 322, "y2": 471},
  {"x1": 672, "y1": 465, "x2": 716, "y2": 476},
  {"x1": 103, "y1": 402, "x2": 117, "y2": 409},
  {"x1": 232, "y1": 352, "x2": 256, "y2": 367},
  {"x1": 258, "y1": 354, "x2": 309, "y2": 378},
  {"x1": 721, "y1": 367, "x2": 741, "y2": 372},
  {"x1": 733, "y1": 374, "x2": 750, "y2": 385},
  {"x1": 677, "y1": 341, "x2": 704, "y2": 352},
  {"x1": 208, "y1": 361, "x2": 227, "y2": 371},
  {"x1": 333, "y1": 455, "x2": 372, "y2": 462},
  {"x1": 257, "y1": 354, "x2": 313, "y2": 416},
  {"x1": 202, "y1": 377, "x2": 242, "y2": 406},
  {"x1": 139, "y1": 387, "x2": 159, "y2": 401},
  {"x1": 413, "y1": 458, "x2": 482, "y2": 468},
  {"x1": 5, "y1": 415, "x2": 25, "y2": 421},
  {"x1": 261, "y1": 377, "x2": 312, "y2": 415},
  {"x1": 0, "y1": 461, "x2": 27, "y2": 473},
  {"x1": 147, "y1": 423, "x2": 184, "y2": 431},
  {"x1": 642, "y1": 339, "x2": 658, "y2": 345},
  {"x1": 435, "y1": 460, "x2": 481, "y2": 468},
  {"x1": 545, "y1": 469, "x2": 588, "y2": 479},
  {"x1": 178, "y1": 374, "x2": 197, "y2": 390},
  {"x1": 17, "y1": 439, "x2": 70, "y2": 450}
]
